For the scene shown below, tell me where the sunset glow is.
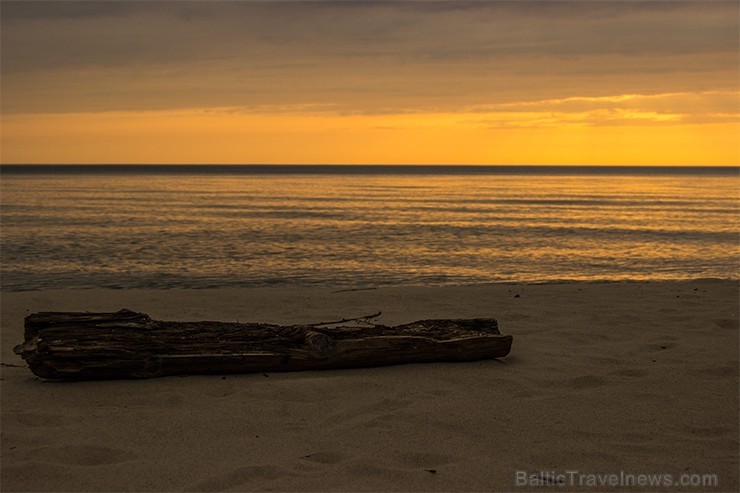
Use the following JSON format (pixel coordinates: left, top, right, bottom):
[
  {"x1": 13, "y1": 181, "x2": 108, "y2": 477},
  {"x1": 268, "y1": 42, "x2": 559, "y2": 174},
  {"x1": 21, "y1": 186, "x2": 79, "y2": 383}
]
[
  {"x1": 3, "y1": 105, "x2": 737, "y2": 165},
  {"x1": 1, "y1": 1, "x2": 738, "y2": 165}
]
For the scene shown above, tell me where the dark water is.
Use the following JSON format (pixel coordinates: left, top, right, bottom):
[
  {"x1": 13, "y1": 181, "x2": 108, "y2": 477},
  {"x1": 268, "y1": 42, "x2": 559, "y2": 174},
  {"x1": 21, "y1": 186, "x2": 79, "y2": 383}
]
[{"x1": 1, "y1": 166, "x2": 738, "y2": 291}]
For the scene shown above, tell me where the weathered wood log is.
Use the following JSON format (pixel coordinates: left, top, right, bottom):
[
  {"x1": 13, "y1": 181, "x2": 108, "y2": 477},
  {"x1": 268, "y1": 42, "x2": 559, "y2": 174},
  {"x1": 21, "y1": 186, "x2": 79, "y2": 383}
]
[{"x1": 13, "y1": 309, "x2": 512, "y2": 380}]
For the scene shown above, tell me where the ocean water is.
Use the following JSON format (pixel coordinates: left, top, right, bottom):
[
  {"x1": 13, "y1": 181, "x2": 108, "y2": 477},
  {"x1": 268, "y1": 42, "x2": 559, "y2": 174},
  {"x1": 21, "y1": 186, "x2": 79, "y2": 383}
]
[{"x1": 1, "y1": 166, "x2": 738, "y2": 291}]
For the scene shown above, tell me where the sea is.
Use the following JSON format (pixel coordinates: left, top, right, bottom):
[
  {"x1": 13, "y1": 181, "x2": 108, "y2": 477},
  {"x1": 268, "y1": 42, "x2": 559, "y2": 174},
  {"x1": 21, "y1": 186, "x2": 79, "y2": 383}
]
[{"x1": 1, "y1": 165, "x2": 738, "y2": 291}]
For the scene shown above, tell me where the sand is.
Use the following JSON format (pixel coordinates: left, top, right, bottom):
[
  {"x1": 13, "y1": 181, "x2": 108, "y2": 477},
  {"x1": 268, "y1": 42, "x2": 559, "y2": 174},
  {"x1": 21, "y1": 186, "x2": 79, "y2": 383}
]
[{"x1": 1, "y1": 280, "x2": 738, "y2": 492}]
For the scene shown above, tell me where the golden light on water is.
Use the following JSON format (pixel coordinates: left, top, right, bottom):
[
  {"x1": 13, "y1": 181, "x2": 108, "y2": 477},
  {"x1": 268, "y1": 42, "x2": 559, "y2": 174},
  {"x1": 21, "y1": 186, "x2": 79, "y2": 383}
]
[{"x1": 2, "y1": 170, "x2": 737, "y2": 290}]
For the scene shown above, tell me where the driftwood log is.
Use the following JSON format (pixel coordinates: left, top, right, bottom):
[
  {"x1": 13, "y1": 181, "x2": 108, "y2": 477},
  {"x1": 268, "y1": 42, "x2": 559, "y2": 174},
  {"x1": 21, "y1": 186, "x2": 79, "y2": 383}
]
[{"x1": 13, "y1": 309, "x2": 513, "y2": 380}]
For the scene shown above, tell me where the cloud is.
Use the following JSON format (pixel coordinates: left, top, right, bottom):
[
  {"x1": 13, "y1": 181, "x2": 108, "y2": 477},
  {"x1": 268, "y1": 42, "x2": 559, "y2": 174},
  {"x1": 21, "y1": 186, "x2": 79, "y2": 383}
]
[
  {"x1": 468, "y1": 91, "x2": 739, "y2": 128},
  {"x1": 5, "y1": 2, "x2": 738, "y2": 71},
  {"x1": 476, "y1": 91, "x2": 739, "y2": 114},
  {"x1": 1, "y1": 1, "x2": 737, "y2": 117},
  {"x1": 1, "y1": 1, "x2": 139, "y2": 20}
]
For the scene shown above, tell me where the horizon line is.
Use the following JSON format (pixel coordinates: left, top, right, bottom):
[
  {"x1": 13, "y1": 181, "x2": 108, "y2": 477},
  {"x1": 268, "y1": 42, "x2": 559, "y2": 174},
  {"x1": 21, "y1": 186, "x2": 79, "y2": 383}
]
[{"x1": 2, "y1": 164, "x2": 738, "y2": 168}]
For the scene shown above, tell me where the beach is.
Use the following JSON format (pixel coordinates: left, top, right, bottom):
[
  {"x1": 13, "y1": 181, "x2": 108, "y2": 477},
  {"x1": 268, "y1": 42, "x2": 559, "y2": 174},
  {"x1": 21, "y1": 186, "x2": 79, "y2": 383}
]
[
  {"x1": 1, "y1": 280, "x2": 737, "y2": 492},
  {"x1": 3, "y1": 1, "x2": 738, "y2": 490}
]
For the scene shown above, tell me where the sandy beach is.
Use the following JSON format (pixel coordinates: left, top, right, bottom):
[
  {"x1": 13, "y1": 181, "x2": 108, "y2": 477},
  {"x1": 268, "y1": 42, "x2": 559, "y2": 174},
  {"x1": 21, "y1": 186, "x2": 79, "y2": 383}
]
[{"x1": 1, "y1": 280, "x2": 737, "y2": 492}]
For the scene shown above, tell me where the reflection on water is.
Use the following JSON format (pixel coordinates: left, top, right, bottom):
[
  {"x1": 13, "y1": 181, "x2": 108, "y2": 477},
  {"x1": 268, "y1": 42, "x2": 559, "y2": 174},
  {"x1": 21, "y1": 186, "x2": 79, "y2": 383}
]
[{"x1": 1, "y1": 169, "x2": 738, "y2": 290}]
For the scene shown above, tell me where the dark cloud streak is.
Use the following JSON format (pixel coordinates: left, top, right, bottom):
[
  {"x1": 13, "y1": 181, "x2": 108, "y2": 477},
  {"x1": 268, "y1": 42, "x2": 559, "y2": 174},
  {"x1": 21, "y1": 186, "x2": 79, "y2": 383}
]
[
  {"x1": 3, "y1": 0, "x2": 733, "y2": 20},
  {"x1": 1, "y1": 0, "x2": 737, "y2": 115}
]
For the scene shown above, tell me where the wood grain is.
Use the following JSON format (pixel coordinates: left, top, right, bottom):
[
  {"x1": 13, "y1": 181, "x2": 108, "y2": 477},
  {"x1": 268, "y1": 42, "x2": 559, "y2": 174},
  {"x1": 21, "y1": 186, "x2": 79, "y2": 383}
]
[{"x1": 14, "y1": 309, "x2": 512, "y2": 380}]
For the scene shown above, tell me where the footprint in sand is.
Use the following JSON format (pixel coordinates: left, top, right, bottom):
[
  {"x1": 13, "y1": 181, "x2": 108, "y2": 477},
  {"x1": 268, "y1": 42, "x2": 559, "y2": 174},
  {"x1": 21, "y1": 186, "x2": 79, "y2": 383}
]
[
  {"x1": 612, "y1": 368, "x2": 648, "y2": 378},
  {"x1": 322, "y1": 397, "x2": 412, "y2": 428},
  {"x1": 695, "y1": 365, "x2": 737, "y2": 377},
  {"x1": 189, "y1": 464, "x2": 293, "y2": 492},
  {"x1": 10, "y1": 412, "x2": 69, "y2": 428},
  {"x1": 344, "y1": 461, "x2": 406, "y2": 480},
  {"x1": 682, "y1": 424, "x2": 735, "y2": 438},
  {"x1": 569, "y1": 375, "x2": 608, "y2": 389},
  {"x1": 657, "y1": 307, "x2": 679, "y2": 314},
  {"x1": 633, "y1": 392, "x2": 665, "y2": 402},
  {"x1": 127, "y1": 391, "x2": 185, "y2": 408},
  {"x1": 300, "y1": 451, "x2": 345, "y2": 464},
  {"x1": 605, "y1": 441, "x2": 654, "y2": 456},
  {"x1": 712, "y1": 318, "x2": 738, "y2": 330},
  {"x1": 531, "y1": 375, "x2": 608, "y2": 390},
  {"x1": 24, "y1": 445, "x2": 134, "y2": 466},
  {"x1": 619, "y1": 431, "x2": 654, "y2": 442},
  {"x1": 393, "y1": 451, "x2": 455, "y2": 468},
  {"x1": 202, "y1": 382, "x2": 238, "y2": 399},
  {"x1": 585, "y1": 355, "x2": 625, "y2": 366},
  {"x1": 657, "y1": 335, "x2": 679, "y2": 342},
  {"x1": 569, "y1": 429, "x2": 600, "y2": 440},
  {"x1": 424, "y1": 389, "x2": 451, "y2": 398}
]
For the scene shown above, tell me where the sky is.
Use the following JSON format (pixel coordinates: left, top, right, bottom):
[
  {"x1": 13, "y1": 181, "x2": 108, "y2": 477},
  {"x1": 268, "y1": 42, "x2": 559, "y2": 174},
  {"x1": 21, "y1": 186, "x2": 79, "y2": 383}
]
[{"x1": 1, "y1": 0, "x2": 738, "y2": 165}]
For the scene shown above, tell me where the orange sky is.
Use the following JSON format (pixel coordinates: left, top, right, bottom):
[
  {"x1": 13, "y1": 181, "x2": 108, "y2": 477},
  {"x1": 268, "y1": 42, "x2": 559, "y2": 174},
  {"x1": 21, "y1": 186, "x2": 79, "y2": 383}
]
[{"x1": 1, "y1": 1, "x2": 738, "y2": 165}]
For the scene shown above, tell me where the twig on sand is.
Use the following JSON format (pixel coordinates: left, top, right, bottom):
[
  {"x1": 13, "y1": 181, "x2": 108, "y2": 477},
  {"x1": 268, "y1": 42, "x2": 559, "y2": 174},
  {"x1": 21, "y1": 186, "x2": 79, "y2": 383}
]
[
  {"x1": 309, "y1": 311, "x2": 383, "y2": 327},
  {"x1": 331, "y1": 287, "x2": 378, "y2": 293}
]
